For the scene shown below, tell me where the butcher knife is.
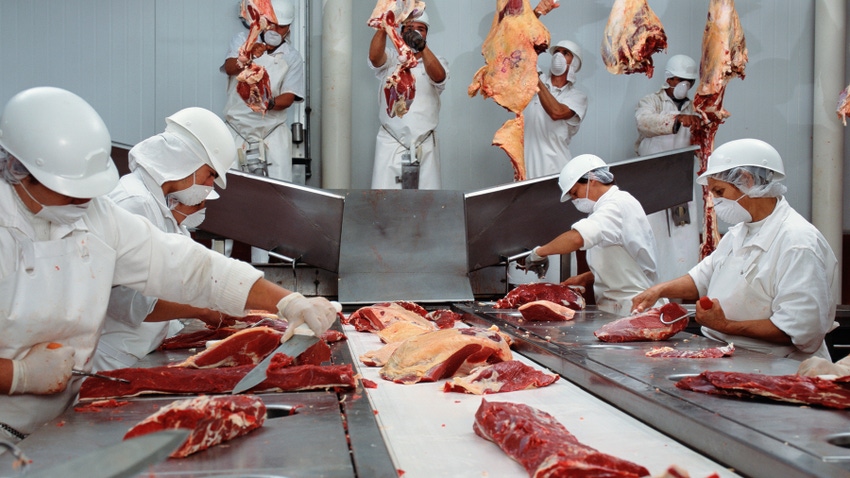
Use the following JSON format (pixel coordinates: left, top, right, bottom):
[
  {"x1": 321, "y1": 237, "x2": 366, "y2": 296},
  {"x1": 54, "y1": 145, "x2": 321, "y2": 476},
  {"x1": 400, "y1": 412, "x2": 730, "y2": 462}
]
[
  {"x1": 24, "y1": 429, "x2": 190, "y2": 478},
  {"x1": 231, "y1": 333, "x2": 321, "y2": 394}
]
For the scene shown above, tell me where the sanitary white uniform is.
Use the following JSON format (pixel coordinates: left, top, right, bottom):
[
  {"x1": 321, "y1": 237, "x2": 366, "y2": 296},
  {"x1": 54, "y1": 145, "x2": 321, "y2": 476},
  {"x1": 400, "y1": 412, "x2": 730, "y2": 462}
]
[
  {"x1": 571, "y1": 186, "x2": 660, "y2": 316},
  {"x1": 688, "y1": 198, "x2": 839, "y2": 361},
  {"x1": 0, "y1": 182, "x2": 261, "y2": 436},
  {"x1": 523, "y1": 73, "x2": 588, "y2": 179},
  {"x1": 370, "y1": 48, "x2": 449, "y2": 189},
  {"x1": 223, "y1": 32, "x2": 305, "y2": 181}
]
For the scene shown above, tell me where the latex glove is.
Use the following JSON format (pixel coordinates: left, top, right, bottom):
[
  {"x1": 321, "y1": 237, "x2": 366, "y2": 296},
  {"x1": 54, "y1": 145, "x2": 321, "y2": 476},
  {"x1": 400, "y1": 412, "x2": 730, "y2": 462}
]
[
  {"x1": 9, "y1": 342, "x2": 75, "y2": 395},
  {"x1": 519, "y1": 247, "x2": 549, "y2": 279},
  {"x1": 797, "y1": 356, "x2": 850, "y2": 378},
  {"x1": 402, "y1": 29, "x2": 426, "y2": 52},
  {"x1": 278, "y1": 293, "x2": 340, "y2": 341}
]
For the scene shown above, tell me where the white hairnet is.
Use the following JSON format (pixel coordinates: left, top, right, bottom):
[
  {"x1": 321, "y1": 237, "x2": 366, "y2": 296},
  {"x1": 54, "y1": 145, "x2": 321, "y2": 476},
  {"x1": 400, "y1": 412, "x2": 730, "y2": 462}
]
[
  {"x1": 0, "y1": 147, "x2": 31, "y2": 185},
  {"x1": 128, "y1": 132, "x2": 208, "y2": 186},
  {"x1": 708, "y1": 166, "x2": 787, "y2": 198},
  {"x1": 585, "y1": 166, "x2": 614, "y2": 185}
]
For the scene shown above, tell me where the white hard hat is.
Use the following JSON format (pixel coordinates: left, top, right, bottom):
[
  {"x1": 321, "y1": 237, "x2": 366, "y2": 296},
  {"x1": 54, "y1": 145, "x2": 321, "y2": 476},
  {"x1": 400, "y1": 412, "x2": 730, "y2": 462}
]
[
  {"x1": 665, "y1": 54, "x2": 698, "y2": 80},
  {"x1": 558, "y1": 154, "x2": 607, "y2": 202},
  {"x1": 164, "y1": 107, "x2": 237, "y2": 189},
  {"x1": 0, "y1": 87, "x2": 117, "y2": 198},
  {"x1": 550, "y1": 40, "x2": 582, "y2": 72},
  {"x1": 406, "y1": 11, "x2": 429, "y2": 30},
  {"x1": 271, "y1": 0, "x2": 295, "y2": 25},
  {"x1": 697, "y1": 138, "x2": 786, "y2": 185}
]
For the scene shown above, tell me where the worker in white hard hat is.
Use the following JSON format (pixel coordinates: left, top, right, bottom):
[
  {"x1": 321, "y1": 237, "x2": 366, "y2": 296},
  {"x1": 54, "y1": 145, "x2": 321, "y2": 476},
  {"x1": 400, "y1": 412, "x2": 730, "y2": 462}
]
[
  {"x1": 0, "y1": 87, "x2": 338, "y2": 439},
  {"x1": 93, "y1": 107, "x2": 242, "y2": 371},
  {"x1": 368, "y1": 8, "x2": 449, "y2": 189},
  {"x1": 635, "y1": 54, "x2": 700, "y2": 156},
  {"x1": 222, "y1": 0, "x2": 304, "y2": 182},
  {"x1": 633, "y1": 139, "x2": 839, "y2": 361},
  {"x1": 521, "y1": 155, "x2": 662, "y2": 316}
]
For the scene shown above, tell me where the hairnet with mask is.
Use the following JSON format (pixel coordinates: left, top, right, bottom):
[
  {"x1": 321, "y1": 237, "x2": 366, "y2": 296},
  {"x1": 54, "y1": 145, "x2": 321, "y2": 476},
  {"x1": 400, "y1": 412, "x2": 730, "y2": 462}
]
[
  {"x1": 584, "y1": 166, "x2": 614, "y2": 185},
  {"x1": 707, "y1": 166, "x2": 787, "y2": 198},
  {"x1": 128, "y1": 131, "x2": 209, "y2": 186},
  {"x1": 0, "y1": 147, "x2": 31, "y2": 185}
]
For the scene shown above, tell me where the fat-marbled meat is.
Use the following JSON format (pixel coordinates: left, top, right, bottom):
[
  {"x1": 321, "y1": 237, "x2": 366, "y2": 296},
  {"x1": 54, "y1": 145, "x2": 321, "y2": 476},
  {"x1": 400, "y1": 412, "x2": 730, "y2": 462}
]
[
  {"x1": 677, "y1": 371, "x2": 850, "y2": 409},
  {"x1": 175, "y1": 327, "x2": 282, "y2": 368},
  {"x1": 345, "y1": 301, "x2": 435, "y2": 332},
  {"x1": 124, "y1": 395, "x2": 266, "y2": 458},
  {"x1": 380, "y1": 327, "x2": 513, "y2": 384},
  {"x1": 473, "y1": 400, "x2": 650, "y2": 477},
  {"x1": 594, "y1": 303, "x2": 688, "y2": 342},
  {"x1": 443, "y1": 360, "x2": 558, "y2": 395},
  {"x1": 646, "y1": 343, "x2": 734, "y2": 359},
  {"x1": 494, "y1": 283, "x2": 585, "y2": 310},
  {"x1": 601, "y1": 0, "x2": 668, "y2": 78}
]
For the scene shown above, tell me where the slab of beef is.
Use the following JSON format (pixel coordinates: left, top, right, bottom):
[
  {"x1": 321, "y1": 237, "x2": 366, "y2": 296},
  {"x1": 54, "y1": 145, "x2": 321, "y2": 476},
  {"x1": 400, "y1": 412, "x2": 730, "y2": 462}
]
[
  {"x1": 159, "y1": 325, "x2": 345, "y2": 351},
  {"x1": 594, "y1": 303, "x2": 688, "y2": 343},
  {"x1": 474, "y1": 400, "x2": 650, "y2": 477},
  {"x1": 235, "y1": 0, "x2": 277, "y2": 113},
  {"x1": 175, "y1": 327, "x2": 282, "y2": 368},
  {"x1": 359, "y1": 341, "x2": 404, "y2": 367},
  {"x1": 646, "y1": 343, "x2": 734, "y2": 359},
  {"x1": 676, "y1": 371, "x2": 850, "y2": 409},
  {"x1": 518, "y1": 300, "x2": 576, "y2": 322},
  {"x1": 601, "y1": 0, "x2": 667, "y2": 78},
  {"x1": 380, "y1": 327, "x2": 513, "y2": 384},
  {"x1": 494, "y1": 283, "x2": 585, "y2": 310},
  {"x1": 837, "y1": 84, "x2": 850, "y2": 126},
  {"x1": 79, "y1": 357, "x2": 355, "y2": 399},
  {"x1": 124, "y1": 395, "x2": 266, "y2": 458},
  {"x1": 443, "y1": 360, "x2": 558, "y2": 395},
  {"x1": 344, "y1": 302, "x2": 435, "y2": 332}
]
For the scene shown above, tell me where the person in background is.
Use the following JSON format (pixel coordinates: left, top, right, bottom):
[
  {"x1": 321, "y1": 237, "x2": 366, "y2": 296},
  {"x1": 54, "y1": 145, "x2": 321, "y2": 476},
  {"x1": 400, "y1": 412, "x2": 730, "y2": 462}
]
[
  {"x1": 93, "y1": 107, "x2": 239, "y2": 371},
  {"x1": 369, "y1": 10, "x2": 449, "y2": 189},
  {"x1": 521, "y1": 155, "x2": 661, "y2": 316},
  {"x1": 632, "y1": 139, "x2": 839, "y2": 361},
  {"x1": 0, "y1": 87, "x2": 338, "y2": 439},
  {"x1": 222, "y1": 0, "x2": 304, "y2": 182},
  {"x1": 634, "y1": 54, "x2": 702, "y2": 283}
]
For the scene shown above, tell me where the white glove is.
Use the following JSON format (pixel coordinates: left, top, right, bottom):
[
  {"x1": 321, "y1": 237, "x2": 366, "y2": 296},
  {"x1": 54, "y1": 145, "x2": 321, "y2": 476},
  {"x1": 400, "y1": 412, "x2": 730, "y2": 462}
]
[
  {"x1": 797, "y1": 356, "x2": 850, "y2": 378},
  {"x1": 9, "y1": 342, "x2": 75, "y2": 395},
  {"x1": 277, "y1": 293, "x2": 340, "y2": 341}
]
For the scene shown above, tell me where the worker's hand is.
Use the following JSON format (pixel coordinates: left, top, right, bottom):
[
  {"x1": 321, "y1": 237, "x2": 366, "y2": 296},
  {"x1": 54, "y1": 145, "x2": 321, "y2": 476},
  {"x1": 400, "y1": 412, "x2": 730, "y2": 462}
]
[
  {"x1": 631, "y1": 287, "x2": 661, "y2": 314},
  {"x1": 198, "y1": 310, "x2": 238, "y2": 330},
  {"x1": 402, "y1": 29, "x2": 426, "y2": 52},
  {"x1": 519, "y1": 247, "x2": 549, "y2": 279},
  {"x1": 677, "y1": 114, "x2": 701, "y2": 128},
  {"x1": 9, "y1": 342, "x2": 75, "y2": 395},
  {"x1": 797, "y1": 357, "x2": 850, "y2": 378},
  {"x1": 278, "y1": 293, "x2": 339, "y2": 341},
  {"x1": 534, "y1": 0, "x2": 560, "y2": 17}
]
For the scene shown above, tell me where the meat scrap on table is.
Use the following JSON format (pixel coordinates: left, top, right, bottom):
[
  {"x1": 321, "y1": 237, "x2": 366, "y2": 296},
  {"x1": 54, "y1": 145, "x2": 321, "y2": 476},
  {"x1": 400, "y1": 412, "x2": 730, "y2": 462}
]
[
  {"x1": 594, "y1": 303, "x2": 689, "y2": 343},
  {"x1": 468, "y1": 0, "x2": 550, "y2": 181},
  {"x1": 646, "y1": 343, "x2": 735, "y2": 359},
  {"x1": 677, "y1": 371, "x2": 850, "y2": 409},
  {"x1": 518, "y1": 299, "x2": 576, "y2": 322},
  {"x1": 443, "y1": 360, "x2": 558, "y2": 395},
  {"x1": 601, "y1": 0, "x2": 668, "y2": 78}
]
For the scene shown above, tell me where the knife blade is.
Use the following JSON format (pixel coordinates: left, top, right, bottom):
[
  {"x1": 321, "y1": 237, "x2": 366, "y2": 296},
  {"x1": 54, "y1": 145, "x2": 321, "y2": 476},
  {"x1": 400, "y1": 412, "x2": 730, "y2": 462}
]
[
  {"x1": 73, "y1": 369, "x2": 131, "y2": 384},
  {"x1": 24, "y1": 429, "x2": 190, "y2": 478},
  {"x1": 231, "y1": 333, "x2": 321, "y2": 395}
]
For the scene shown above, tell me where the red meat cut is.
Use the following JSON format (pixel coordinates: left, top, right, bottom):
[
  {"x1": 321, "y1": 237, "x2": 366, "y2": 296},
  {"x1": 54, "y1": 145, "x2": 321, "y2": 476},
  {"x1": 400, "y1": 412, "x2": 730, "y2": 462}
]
[
  {"x1": 518, "y1": 300, "x2": 576, "y2": 322},
  {"x1": 594, "y1": 303, "x2": 688, "y2": 343},
  {"x1": 494, "y1": 283, "x2": 585, "y2": 310},
  {"x1": 175, "y1": 327, "x2": 282, "y2": 368},
  {"x1": 676, "y1": 371, "x2": 850, "y2": 409},
  {"x1": 474, "y1": 400, "x2": 650, "y2": 477},
  {"x1": 345, "y1": 302, "x2": 434, "y2": 332},
  {"x1": 646, "y1": 343, "x2": 734, "y2": 359},
  {"x1": 601, "y1": 0, "x2": 668, "y2": 78},
  {"x1": 124, "y1": 395, "x2": 266, "y2": 458},
  {"x1": 160, "y1": 326, "x2": 345, "y2": 351},
  {"x1": 443, "y1": 360, "x2": 558, "y2": 395}
]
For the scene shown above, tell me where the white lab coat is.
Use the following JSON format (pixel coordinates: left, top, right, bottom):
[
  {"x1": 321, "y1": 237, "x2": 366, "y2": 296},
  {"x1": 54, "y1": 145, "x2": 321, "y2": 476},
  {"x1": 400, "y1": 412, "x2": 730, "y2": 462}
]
[
  {"x1": 370, "y1": 48, "x2": 449, "y2": 189},
  {"x1": 688, "y1": 198, "x2": 839, "y2": 361},
  {"x1": 92, "y1": 170, "x2": 187, "y2": 371},
  {"x1": 223, "y1": 33, "x2": 305, "y2": 181},
  {"x1": 0, "y1": 182, "x2": 261, "y2": 435},
  {"x1": 571, "y1": 186, "x2": 660, "y2": 316},
  {"x1": 523, "y1": 74, "x2": 588, "y2": 179}
]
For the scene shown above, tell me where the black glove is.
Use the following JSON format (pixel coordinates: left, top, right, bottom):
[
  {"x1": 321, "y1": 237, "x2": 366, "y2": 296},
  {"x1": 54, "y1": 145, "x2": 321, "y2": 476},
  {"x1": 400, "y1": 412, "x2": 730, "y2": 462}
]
[
  {"x1": 403, "y1": 29, "x2": 426, "y2": 52},
  {"x1": 519, "y1": 247, "x2": 549, "y2": 279}
]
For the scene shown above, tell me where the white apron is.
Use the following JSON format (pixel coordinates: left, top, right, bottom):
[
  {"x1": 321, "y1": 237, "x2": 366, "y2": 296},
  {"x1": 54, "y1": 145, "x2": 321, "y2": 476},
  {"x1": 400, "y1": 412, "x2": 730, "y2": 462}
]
[
  {"x1": 702, "y1": 250, "x2": 830, "y2": 360},
  {"x1": 0, "y1": 230, "x2": 115, "y2": 436},
  {"x1": 587, "y1": 244, "x2": 656, "y2": 316}
]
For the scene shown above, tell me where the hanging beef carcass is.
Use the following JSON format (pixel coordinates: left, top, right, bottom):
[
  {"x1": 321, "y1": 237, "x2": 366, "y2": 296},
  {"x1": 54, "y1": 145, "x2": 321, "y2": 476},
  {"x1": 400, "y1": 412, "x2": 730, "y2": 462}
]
[
  {"x1": 236, "y1": 0, "x2": 278, "y2": 113},
  {"x1": 368, "y1": 0, "x2": 426, "y2": 118},
  {"x1": 837, "y1": 83, "x2": 850, "y2": 125},
  {"x1": 601, "y1": 0, "x2": 668, "y2": 78},
  {"x1": 692, "y1": 0, "x2": 747, "y2": 259},
  {"x1": 469, "y1": 0, "x2": 550, "y2": 181}
]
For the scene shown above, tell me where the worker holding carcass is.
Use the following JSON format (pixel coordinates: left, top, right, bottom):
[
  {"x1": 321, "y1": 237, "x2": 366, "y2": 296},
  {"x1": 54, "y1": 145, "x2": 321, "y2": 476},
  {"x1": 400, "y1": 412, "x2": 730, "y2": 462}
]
[
  {"x1": 222, "y1": 0, "x2": 304, "y2": 182},
  {"x1": 521, "y1": 155, "x2": 661, "y2": 316},
  {"x1": 632, "y1": 139, "x2": 839, "y2": 361},
  {"x1": 369, "y1": 10, "x2": 449, "y2": 189},
  {"x1": 93, "y1": 107, "x2": 241, "y2": 371},
  {"x1": 0, "y1": 87, "x2": 338, "y2": 439},
  {"x1": 634, "y1": 54, "x2": 702, "y2": 283}
]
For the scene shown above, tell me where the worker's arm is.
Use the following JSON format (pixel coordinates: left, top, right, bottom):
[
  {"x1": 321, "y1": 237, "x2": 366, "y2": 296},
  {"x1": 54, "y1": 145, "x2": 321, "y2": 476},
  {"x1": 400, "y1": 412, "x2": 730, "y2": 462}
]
[
  {"x1": 536, "y1": 78, "x2": 576, "y2": 121},
  {"x1": 369, "y1": 30, "x2": 389, "y2": 68}
]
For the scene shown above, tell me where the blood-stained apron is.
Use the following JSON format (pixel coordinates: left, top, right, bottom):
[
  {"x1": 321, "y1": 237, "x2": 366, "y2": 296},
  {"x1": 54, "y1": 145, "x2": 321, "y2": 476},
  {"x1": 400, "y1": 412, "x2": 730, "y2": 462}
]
[
  {"x1": 0, "y1": 229, "x2": 115, "y2": 437},
  {"x1": 702, "y1": 250, "x2": 830, "y2": 361}
]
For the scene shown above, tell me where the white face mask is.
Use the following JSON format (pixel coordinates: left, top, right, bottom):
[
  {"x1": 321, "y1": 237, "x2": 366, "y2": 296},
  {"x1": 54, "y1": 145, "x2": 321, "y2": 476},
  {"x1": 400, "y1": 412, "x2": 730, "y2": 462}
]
[
  {"x1": 672, "y1": 81, "x2": 691, "y2": 100},
  {"x1": 20, "y1": 181, "x2": 90, "y2": 225},
  {"x1": 571, "y1": 182, "x2": 595, "y2": 213},
  {"x1": 713, "y1": 195, "x2": 752, "y2": 224},
  {"x1": 263, "y1": 30, "x2": 283, "y2": 47},
  {"x1": 179, "y1": 208, "x2": 206, "y2": 229},
  {"x1": 167, "y1": 172, "x2": 213, "y2": 208},
  {"x1": 550, "y1": 52, "x2": 568, "y2": 76}
]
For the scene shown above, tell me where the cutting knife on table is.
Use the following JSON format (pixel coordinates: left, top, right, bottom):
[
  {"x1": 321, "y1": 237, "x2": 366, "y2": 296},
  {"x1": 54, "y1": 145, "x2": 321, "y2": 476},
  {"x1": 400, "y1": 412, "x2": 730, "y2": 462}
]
[{"x1": 24, "y1": 429, "x2": 190, "y2": 478}]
